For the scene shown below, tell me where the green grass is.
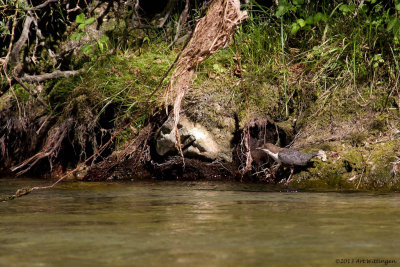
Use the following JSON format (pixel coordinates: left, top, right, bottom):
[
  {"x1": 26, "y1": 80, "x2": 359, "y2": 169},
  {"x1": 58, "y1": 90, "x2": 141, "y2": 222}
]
[
  {"x1": 224, "y1": 1, "x2": 399, "y2": 123},
  {"x1": 44, "y1": 42, "x2": 175, "y2": 146},
  {"x1": 9, "y1": 0, "x2": 400, "y2": 139}
]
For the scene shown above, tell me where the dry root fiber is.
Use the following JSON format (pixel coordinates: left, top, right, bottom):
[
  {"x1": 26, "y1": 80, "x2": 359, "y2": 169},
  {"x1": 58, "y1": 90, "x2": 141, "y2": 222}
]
[
  {"x1": 165, "y1": 0, "x2": 247, "y2": 148},
  {"x1": 11, "y1": 119, "x2": 73, "y2": 176},
  {"x1": 0, "y1": 94, "x2": 115, "y2": 177},
  {"x1": 83, "y1": 123, "x2": 154, "y2": 181}
]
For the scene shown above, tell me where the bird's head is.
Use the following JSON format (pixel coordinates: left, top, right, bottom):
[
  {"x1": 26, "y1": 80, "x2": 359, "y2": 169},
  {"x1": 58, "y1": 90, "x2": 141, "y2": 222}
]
[{"x1": 256, "y1": 143, "x2": 283, "y2": 154}]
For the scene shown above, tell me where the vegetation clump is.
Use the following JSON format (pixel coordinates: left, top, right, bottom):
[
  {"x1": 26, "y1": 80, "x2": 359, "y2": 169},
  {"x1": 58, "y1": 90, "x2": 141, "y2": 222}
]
[{"x1": 1, "y1": 0, "x2": 400, "y2": 190}]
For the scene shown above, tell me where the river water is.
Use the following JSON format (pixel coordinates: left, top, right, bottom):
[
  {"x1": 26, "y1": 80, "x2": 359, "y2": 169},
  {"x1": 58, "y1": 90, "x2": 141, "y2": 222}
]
[{"x1": 0, "y1": 178, "x2": 399, "y2": 266}]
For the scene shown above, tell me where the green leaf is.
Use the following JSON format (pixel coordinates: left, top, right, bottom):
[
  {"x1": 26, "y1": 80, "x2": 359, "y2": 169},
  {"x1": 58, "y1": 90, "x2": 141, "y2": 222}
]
[
  {"x1": 296, "y1": 18, "x2": 306, "y2": 27},
  {"x1": 275, "y1": 5, "x2": 287, "y2": 18},
  {"x1": 373, "y1": 54, "x2": 380, "y2": 61},
  {"x1": 314, "y1": 12, "x2": 328, "y2": 23},
  {"x1": 396, "y1": 3, "x2": 400, "y2": 11},
  {"x1": 359, "y1": 4, "x2": 369, "y2": 13},
  {"x1": 78, "y1": 23, "x2": 86, "y2": 30},
  {"x1": 292, "y1": 0, "x2": 304, "y2": 5},
  {"x1": 97, "y1": 41, "x2": 103, "y2": 53},
  {"x1": 290, "y1": 22, "x2": 300, "y2": 34},
  {"x1": 99, "y1": 35, "x2": 109, "y2": 42},
  {"x1": 339, "y1": 4, "x2": 355, "y2": 14},
  {"x1": 81, "y1": 44, "x2": 92, "y2": 54},
  {"x1": 394, "y1": 21, "x2": 400, "y2": 36},
  {"x1": 387, "y1": 18, "x2": 399, "y2": 31},
  {"x1": 339, "y1": 5, "x2": 347, "y2": 13},
  {"x1": 70, "y1": 32, "x2": 82, "y2": 41},
  {"x1": 275, "y1": 1, "x2": 295, "y2": 17},
  {"x1": 97, "y1": 36, "x2": 109, "y2": 53},
  {"x1": 142, "y1": 36, "x2": 150, "y2": 45},
  {"x1": 75, "y1": 13, "x2": 85, "y2": 24},
  {"x1": 372, "y1": 54, "x2": 384, "y2": 68},
  {"x1": 212, "y1": 63, "x2": 224, "y2": 73},
  {"x1": 305, "y1": 16, "x2": 314, "y2": 25},
  {"x1": 85, "y1": 17, "x2": 95, "y2": 25}
]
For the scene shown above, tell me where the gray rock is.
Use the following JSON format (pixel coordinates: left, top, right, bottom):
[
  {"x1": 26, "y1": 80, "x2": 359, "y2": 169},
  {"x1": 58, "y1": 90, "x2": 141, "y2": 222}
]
[{"x1": 156, "y1": 115, "x2": 232, "y2": 162}]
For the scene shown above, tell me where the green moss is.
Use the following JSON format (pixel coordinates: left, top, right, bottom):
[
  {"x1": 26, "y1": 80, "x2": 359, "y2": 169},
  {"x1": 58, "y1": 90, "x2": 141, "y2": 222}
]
[
  {"x1": 17, "y1": 88, "x2": 30, "y2": 102},
  {"x1": 49, "y1": 76, "x2": 81, "y2": 110},
  {"x1": 289, "y1": 140, "x2": 400, "y2": 191},
  {"x1": 370, "y1": 114, "x2": 388, "y2": 132},
  {"x1": 360, "y1": 141, "x2": 400, "y2": 189},
  {"x1": 349, "y1": 132, "x2": 368, "y2": 146},
  {"x1": 292, "y1": 151, "x2": 355, "y2": 190},
  {"x1": 294, "y1": 176, "x2": 355, "y2": 191},
  {"x1": 342, "y1": 147, "x2": 365, "y2": 172},
  {"x1": 48, "y1": 44, "x2": 172, "y2": 116}
]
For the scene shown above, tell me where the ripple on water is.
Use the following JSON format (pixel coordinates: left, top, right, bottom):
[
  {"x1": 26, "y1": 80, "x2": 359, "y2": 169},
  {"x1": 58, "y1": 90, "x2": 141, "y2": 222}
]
[{"x1": 0, "y1": 178, "x2": 399, "y2": 266}]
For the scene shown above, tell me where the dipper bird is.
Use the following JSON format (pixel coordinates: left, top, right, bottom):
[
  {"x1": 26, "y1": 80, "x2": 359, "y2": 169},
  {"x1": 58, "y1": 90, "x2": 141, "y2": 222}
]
[{"x1": 257, "y1": 143, "x2": 324, "y2": 183}]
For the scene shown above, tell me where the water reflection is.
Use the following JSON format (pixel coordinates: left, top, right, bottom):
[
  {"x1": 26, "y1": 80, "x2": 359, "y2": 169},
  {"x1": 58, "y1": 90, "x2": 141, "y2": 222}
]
[{"x1": 0, "y1": 179, "x2": 399, "y2": 266}]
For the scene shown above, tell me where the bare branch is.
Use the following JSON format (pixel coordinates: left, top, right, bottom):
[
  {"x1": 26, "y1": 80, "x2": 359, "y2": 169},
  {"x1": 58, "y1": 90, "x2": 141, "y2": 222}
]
[
  {"x1": 168, "y1": 0, "x2": 189, "y2": 49},
  {"x1": 13, "y1": 76, "x2": 49, "y2": 108},
  {"x1": 29, "y1": 0, "x2": 58, "y2": 11},
  {"x1": 132, "y1": 0, "x2": 178, "y2": 29},
  {"x1": 2, "y1": 9, "x2": 19, "y2": 84},
  {"x1": 67, "y1": 6, "x2": 82, "y2": 13},
  {"x1": 21, "y1": 70, "x2": 79, "y2": 83},
  {"x1": 154, "y1": 0, "x2": 177, "y2": 28},
  {"x1": 11, "y1": 15, "x2": 33, "y2": 75},
  {"x1": 96, "y1": 1, "x2": 113, "y2": 30}
]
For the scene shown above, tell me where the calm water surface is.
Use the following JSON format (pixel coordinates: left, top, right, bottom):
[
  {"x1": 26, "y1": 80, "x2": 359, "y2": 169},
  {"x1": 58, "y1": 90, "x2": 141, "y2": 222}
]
[{"x1": 0, "y1": 178, "x2": 399, "y2": 266}]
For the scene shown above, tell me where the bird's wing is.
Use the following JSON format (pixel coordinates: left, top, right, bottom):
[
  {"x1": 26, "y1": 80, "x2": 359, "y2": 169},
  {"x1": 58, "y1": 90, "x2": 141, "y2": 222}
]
[{"x1": 278, "y1": 149, "x2": 315, "y2": 166}]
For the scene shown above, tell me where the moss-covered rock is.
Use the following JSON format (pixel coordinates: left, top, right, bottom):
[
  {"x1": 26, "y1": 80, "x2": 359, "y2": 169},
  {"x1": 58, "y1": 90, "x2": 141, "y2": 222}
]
[
  {"x1": 290, "y1": 140, "x2": 400, "y2": 191},
  {"x1": 155, "y1": 115, "x2": 233, "y2": 162}
]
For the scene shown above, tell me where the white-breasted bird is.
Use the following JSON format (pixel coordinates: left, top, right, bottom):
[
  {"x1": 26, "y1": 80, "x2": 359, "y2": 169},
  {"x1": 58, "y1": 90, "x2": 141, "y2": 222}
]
[{"x1": 257, "y1": 143, "x2": 325, "y2": 183}]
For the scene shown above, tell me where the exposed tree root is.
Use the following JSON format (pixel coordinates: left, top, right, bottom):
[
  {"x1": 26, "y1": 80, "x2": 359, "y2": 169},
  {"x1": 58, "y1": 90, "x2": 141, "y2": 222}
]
[
  {"x1": 0, "y1": 90, "x2": 115, "y2": 177},
  {"x1": 165, "y1": 0, "x2": 247, "y2": 153},
  {"x1": 0, "y1": 0, "x2": 251, "y2": 201},
  {"x1": 11, "y1": 119, "x2": 73, "y2": 176},
  {"x1": 83, "y1": 122, "x2": 156, "y2": 181}
]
